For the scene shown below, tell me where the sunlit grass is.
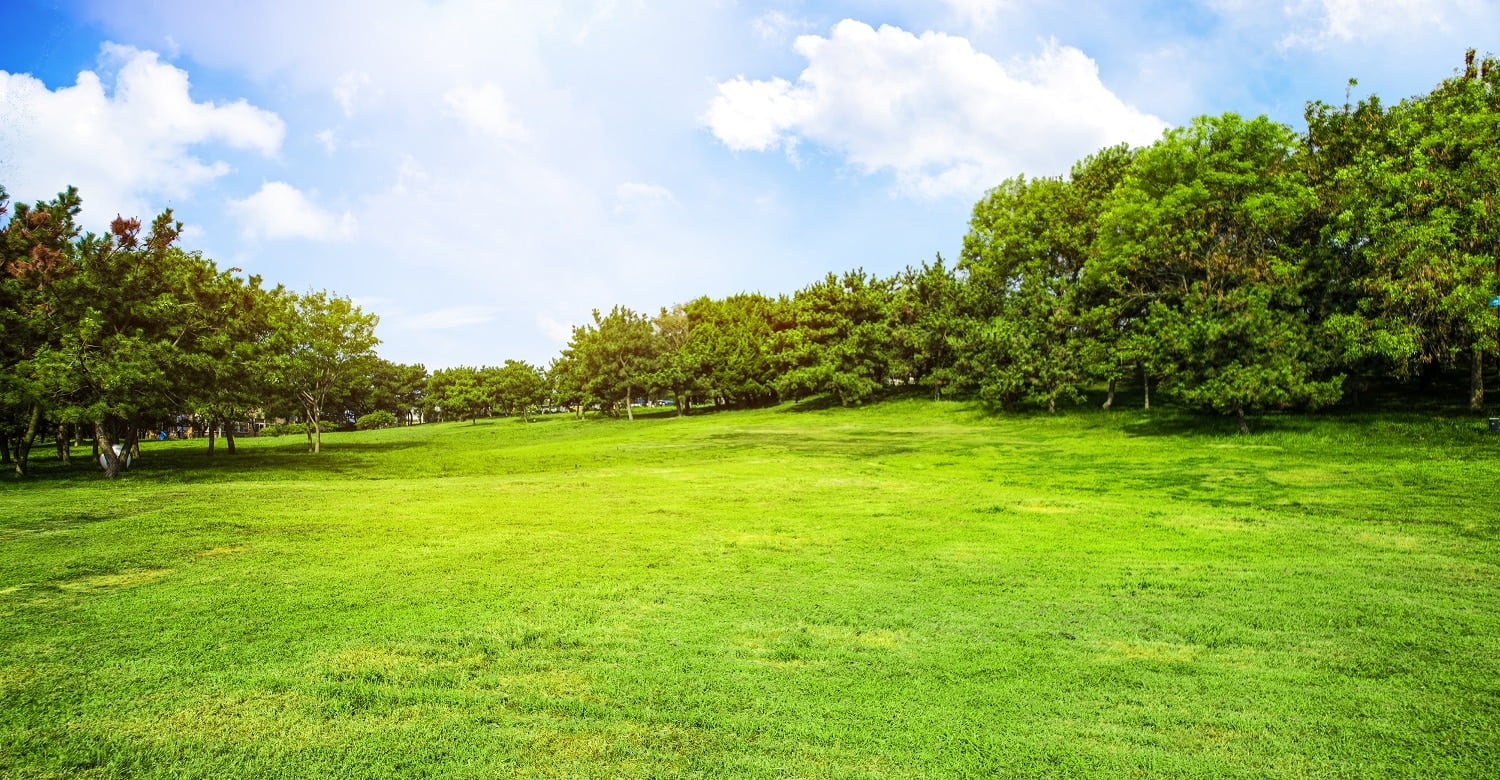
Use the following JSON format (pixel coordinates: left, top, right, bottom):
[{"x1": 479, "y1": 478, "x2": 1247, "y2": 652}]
[{"x1": 1, "y1": 400, "x2": 1497, "y2": 777}]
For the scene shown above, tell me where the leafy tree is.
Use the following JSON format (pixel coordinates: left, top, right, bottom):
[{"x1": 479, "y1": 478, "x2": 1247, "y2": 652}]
[
  {"x1": 488, "y1": 360, "x2": 548, "y2": 421},
  {"x1": 1309, "y1": 51, "x2": 1500, "y2": 409},
  {"x1": 426, "y1": 366, "x2": 487, "y2": 423},
  {"x1": 772, "y1": 270, "x2": 894, "y2": 406},
  {"x1": 0, "y1": 186, "x2": 83, "y2": 474},
  {"x1": 29, "y1": 210, "x2": 209, "y2": 476},
  {"x1": 564, "y1": 306, "x2": 657, "y2": 420},
  {"x1": 680, "y1": 293, "x2": 779, "y2": 409},
  {"x1": 1097, "y1": 113, "x2": 1342, "y2": 432},
  {"x1": 889, "y1": 256, "x2": 964, "y2": 399},
  {"x1": 280, "y1": 291, "x2": 380, "y2": 452},
  {"x1": 960, "y1": 175, "x2": 1095, "y2": 411}
]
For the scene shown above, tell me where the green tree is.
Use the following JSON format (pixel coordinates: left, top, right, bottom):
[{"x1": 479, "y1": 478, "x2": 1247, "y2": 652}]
[
  {"x1": 772, "y1": 270, "x2": 894, "y2": 406},
  {"x1": 1097, "y1": 113, "x2": 1342, "y2": 432},
  {"x1": 960, "y1": 175, "x2": 1095, "y2": 411},
  {"x1": 1309, "y1": 51, "x2": 1500, "y2": 409},
  {"x1": 30, "y1": 210, "x2": 211, "y2": 477},
  {"x1": 564, "y1": 306, "x2": 657, "y2": 420},
  {"x1": 889, "y1": 256, "x2": 964, "y2": 399},
  {"x1": 488, "y1": 360, "x2": 548, "y2": 421},
  {"x1": 280, "y1": 291, "x2": 380, "y2": 452},
  {"x1": 0, "y1": 186, "x2": 82, "y2": 475},
  {"x1": 425, "y1": 366, "x2": 486, "y2": 423},
  {"x1": 680, "y1": 293, "x2": 779, "y2": 410}
]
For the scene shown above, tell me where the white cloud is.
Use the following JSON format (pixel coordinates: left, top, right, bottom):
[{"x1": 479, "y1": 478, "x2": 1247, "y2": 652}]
[
  {"x1": 614, "y1": 181, "x2": 678, "y2": 214},
  {"x1": 315, "y1": 128, "x2": 337, "y2": 153},
  {"x1": 1280, "y1": 0, "x2": 1453, "y2": 46},
  {"x1": 227, "y1": 181, "x2": 356, "y2": 241},
  {"x1": 333, "y1": 70, "x2": 372, "y2": 116},
  {"x1": 444, "y1": 83, "x2": 527, "y2": 140},
  {"x1": 752, "y1": 11, "x2": 813, "y2": 42},
  {"x1": 704, "y1": 20, "x2": 1167, "y2": 198},
  {"x1": 400, "y1": 306, "x2": 501, "y2": 330},
  {"x1": 0, "y1": 43, "x2": 284, "y2": 220}
]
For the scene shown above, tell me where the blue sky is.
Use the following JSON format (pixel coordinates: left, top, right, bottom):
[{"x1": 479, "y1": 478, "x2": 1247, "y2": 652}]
[{"x1": 2, "y1": 0, "x2": 1495, "y2": 369}]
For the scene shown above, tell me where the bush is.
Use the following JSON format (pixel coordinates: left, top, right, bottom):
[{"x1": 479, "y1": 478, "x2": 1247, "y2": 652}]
[
  {"x1": 356, "y1": 411, "x2": 398, "y2": 431},
  {"x1": 260, "y1": 422, "x2": 309, "y2": 437}
]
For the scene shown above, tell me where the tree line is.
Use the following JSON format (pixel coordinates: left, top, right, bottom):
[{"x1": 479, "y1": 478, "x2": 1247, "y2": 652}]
[
  {"x1": 0, "y1": 187, "x2": 383, "y2": 476},
  {"x1": 537, "y1": 52, "x2": 1499, "y2": 432},
  {"x1": 4, "y1": 52, "x2": 1496, "y2": 476}
]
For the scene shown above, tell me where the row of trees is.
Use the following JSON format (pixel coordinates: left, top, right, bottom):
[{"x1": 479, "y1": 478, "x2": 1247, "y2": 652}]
[
  {"x1": 540, "y1": 52, "x2": 1500, "y2": 431},
  {"x1": 0, "y1": 186, "x2": 382, "y2": 476},
  {"x1": 5, "y1": 53, "x2": 1494, "y2": 477}
]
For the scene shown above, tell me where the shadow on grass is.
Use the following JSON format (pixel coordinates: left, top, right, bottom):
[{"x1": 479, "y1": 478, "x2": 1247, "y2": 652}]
[{"x1": 0, "y1": 438, "x2": 429, "y2": 487}]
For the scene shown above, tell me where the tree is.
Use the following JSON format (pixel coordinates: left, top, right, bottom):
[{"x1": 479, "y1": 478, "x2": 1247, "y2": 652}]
[
  {"x1": 1308, "y1": 51, "x2": 1500, "y2": 409},
  {"x1": 280, "y1": 291, "x2": 380, "y2": 452},
  {"x1": 564, "y1": 306, "x2": 657, "y2": 420},
  {"x1": 889, "y1": 256, "x2": 964, "y2": 399},
  {"x1": 30, "y1": 210, "x2": 212, "y2": 477},
  {"x1": 1096, "y1": 113, "x2": 1342, "y2": 432},
  {"x1": 425, "y1": 366, "x2": 486, "y2": 423},
  {"x1": 959, "y1": 175, "x2": 1095, "y2": 411},
  {"x1": 772, "y1": 270, "x2": 894, "y2": 406},
  {"x1": 488, "y1": 360, "x2": 548, "y2": 421},
  {"x1": 680, "y1": 293, "x2": 779, "y2": 409},
  {"x1": 0, "y1": 186, "x2": 82, "y2": 475}
]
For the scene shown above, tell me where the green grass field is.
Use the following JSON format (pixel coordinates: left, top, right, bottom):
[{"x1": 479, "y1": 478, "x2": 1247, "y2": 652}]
[{"x1": 1, "y1": 400, "x2": 1497, "y2": 778}]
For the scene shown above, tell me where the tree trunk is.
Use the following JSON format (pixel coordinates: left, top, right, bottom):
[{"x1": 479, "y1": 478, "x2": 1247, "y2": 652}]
[
  {"x1": 95, "y1": 421, "x2": 126, "y2": 479},
  {"x1": 1470, "y1": 346, "x2": 1484, "y2": 412},
  {"x1": 207, "y1": 416, "x2": 218, "y2": 456},
  {"x1": 124, "y1": 419, "x2": 142, "y2": 463},
  {"x1": 1143, "y1": 372, "x2": 1152, "y2": 411},
  {"x1": 14, "y1": 405, "x2": 41, "y2": 476},
  {"x1": 624, "y1": 390, "x2": 634, "y2": 421},
  {"x1": 1236, "y1": 407, "x2": 1249, "y2": 436},
  {"x1": 226, "y1": 423, "x2": 237, "y2": 454},
  {"x1": 55, "y1": 424, "x2": 70, "y2": 464},
  {"x1": 1103, "y1": 378, "x2": 1116, "y2": 410},
  {"x1": 0, "y1": 432, "x2": 11, "y2": 464}
]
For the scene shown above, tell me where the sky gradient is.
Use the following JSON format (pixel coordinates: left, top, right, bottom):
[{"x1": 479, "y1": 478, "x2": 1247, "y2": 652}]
[{"x1": 2, "y1": 0, "x2": 1495, "y2": 368}]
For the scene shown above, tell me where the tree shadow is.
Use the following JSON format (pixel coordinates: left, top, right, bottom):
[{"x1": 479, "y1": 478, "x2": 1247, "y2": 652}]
[{"x1": 777, "y1": 394, "x2": 845, "y2": 414}]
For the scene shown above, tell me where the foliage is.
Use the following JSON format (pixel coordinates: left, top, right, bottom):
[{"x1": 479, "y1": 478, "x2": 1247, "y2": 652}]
[
  {"x1": 355, "y1": 410, "x2": 398, "y2": 430},
  {"x1": 259, "y1": 421, "x2": 310, "y2": 437},
  {"x1": 772, "y1": 270, "x2": 894, "y2": 406}
]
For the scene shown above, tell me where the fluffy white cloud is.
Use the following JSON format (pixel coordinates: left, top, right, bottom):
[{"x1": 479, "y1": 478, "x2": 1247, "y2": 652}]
[
  {"x1": 444, "y1": 83, "x2": 527, "y2": 140},
  {"x1": 705, "y1": 20, "x2": 1167, "y2": 198},
  {"x1": 0, "y1": 43, "x2": 283, "y2": 219},
  {"x1": 227, "y1": 181, "x2": 356, "y2": 241}
]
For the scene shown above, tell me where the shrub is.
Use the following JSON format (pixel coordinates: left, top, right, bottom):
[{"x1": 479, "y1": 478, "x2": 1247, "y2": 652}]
[
  {"x1": 356, "y1": 410, "x2": 398, "y2": 431},
  {"x1": 260, "y1": 422, "x2": 309, "y2": 437}
]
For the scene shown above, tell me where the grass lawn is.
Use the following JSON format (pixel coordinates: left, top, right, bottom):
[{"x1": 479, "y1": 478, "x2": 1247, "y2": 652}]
[{"x1": 1, "y1": 400, "x2": 1497, "y2": 778}]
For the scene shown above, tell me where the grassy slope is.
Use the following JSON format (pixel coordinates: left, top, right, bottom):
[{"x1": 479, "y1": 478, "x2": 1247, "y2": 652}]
[{"x1": 0, "y1": 401, "x2": 1496, "y2": 778}]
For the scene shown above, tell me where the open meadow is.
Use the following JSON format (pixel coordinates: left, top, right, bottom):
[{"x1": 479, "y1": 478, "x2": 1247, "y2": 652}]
[{"x1": 1, "y1": 401, "x2": 1497, "y2": 778}]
